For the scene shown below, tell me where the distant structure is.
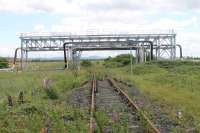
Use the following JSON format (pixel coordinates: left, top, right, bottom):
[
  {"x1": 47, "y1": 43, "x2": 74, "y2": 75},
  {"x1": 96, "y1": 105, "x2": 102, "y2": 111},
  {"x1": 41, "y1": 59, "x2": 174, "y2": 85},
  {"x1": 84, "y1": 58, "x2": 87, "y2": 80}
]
[{"x1": 14, "y1": 31, "x2": 182, "y2": 70}]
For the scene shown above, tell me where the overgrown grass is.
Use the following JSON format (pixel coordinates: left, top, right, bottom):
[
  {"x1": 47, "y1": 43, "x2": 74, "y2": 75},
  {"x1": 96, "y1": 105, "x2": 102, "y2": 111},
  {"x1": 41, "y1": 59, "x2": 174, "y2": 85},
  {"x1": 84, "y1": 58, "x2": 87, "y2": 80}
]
[
  {"x1": 81, "y1": 60, "x2": 92, "y2": 67},
  {"x1": 0, "y1": 64, "x2": 90, "y2": 132},
  {"x1": 105, "y1": 60, "x2": 200, "y2": 131},
  {"x1": 1, "y1": 59, "x2": 200, "y2": 132},
  {"x1": 94, "y1": 111, "x2": 129, "y2": 133}
]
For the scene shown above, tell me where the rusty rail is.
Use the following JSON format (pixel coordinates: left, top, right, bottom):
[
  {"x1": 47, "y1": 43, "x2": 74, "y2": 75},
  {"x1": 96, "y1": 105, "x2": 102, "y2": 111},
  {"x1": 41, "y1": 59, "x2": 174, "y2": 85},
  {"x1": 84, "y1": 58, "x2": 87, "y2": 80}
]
[
  {"x1": 108, "y1": 78, "x2": 161, "y2": 133},
  {"x1": 89, "y1": 73, "x2": 96, "y2": 133}
]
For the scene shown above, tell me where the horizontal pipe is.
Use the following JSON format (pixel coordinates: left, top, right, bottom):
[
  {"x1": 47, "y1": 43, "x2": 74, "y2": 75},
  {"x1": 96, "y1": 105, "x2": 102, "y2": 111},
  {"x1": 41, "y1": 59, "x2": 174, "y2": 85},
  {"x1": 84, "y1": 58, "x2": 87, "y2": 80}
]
[
  {"x1": 63, "y1": 40, "x2": 154, "y2": 68},
  {"x1": 25, "y1": 46, "x2": 174, "y2": 52}
]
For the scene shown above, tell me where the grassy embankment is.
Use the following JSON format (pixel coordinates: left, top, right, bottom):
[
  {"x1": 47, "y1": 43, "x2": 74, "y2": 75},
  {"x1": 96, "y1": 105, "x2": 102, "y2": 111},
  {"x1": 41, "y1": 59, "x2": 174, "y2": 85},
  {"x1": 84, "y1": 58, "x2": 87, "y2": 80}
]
[{"x1": 102, "y1": 56, "x2": 200, "y2": 131}]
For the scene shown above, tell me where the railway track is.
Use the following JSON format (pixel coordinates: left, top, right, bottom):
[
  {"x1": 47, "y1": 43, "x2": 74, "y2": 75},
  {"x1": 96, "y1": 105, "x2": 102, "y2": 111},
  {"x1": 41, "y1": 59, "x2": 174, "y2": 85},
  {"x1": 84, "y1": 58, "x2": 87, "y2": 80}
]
[{"x1": 89, "y1": 74, "x2": 160, "y2": 133}]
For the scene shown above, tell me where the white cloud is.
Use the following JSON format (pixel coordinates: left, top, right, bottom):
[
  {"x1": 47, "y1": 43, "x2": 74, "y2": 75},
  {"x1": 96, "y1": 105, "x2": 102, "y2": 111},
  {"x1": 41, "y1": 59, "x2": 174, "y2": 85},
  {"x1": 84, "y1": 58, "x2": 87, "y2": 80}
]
[
  {"x1": 146, "y1": 16, "x2": 198, "y2": 31},
  {"x1": 0, "y1": 0, "x2": 79, "y2": 14},
  {"x1": 0, "y1": 0, "x2": 200, "y2": 14},
  {"x1": 48, "y1": 11, "x2": 198, "y2": 34},
  {"x1": 0, "y1": 0, "x2": 200, "y2": 57},
  {"x1": 28, "y1": 5, "x2": 199, "y2": 57}
]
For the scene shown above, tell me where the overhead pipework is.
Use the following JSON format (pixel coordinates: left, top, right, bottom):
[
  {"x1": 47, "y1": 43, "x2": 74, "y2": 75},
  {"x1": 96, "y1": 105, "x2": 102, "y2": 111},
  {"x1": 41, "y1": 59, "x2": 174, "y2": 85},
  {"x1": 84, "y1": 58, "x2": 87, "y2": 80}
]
[
  {"x1": 16, "y1": 32, "x2": 182, "y2": 70},
  {"x1": 63, "y1": 40, "x2": 154, "y2": 69},
  {"x1": 12, "y1": 48, "x2": 28, "y2": 70}
]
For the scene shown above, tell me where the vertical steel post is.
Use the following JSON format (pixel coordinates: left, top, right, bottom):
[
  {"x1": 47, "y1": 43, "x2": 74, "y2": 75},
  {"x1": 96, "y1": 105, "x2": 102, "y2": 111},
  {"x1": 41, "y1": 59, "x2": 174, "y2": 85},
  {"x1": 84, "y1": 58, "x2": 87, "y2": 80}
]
[
  {"x1": 25, "y1": 50, "x2": 28, "y2": 67},
  {"x1": 20, "y1": 39, "x2": 23, "y2": 70},
  {"x1": 77, "y1": 51, "x2": 81, "y2": 71},
  {"x1": 72, "y1": 50, "x2": 76, "y2": 70},
  {"x1": 130, "y1": 49, "x2": 133, "y2": 74},
  {"x1": 135, "y1": 48, "x2": 139, "y2": 64},
  {"x1": 67, "y1": 48, "x2": 69, "y2": 69},
  {"x1": 174, "y1": 35, "x2": 177, "y2": 59},
  {"x1": 158, "y1": 39, "x2": 161, "y2": 60},
  {"x1": 64, "y1": 43, "x2": 67, "y2": 69},
  {"x1": 170, "y1": 37, "x2": 173, "y2": 60},
  {"x1": 150, "y1": 41, "x2": 153, "y2": 61},
  {"x1": 139, "y1": 47, "x2": 143, "y2": 63},
  {"x1": 144, "y1": 48, "x2": 147, "y2": 62}
]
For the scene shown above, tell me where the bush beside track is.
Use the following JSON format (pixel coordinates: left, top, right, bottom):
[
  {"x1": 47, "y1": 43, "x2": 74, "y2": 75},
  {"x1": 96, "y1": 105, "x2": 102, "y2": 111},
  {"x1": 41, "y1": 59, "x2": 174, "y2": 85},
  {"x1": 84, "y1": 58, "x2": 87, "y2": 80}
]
[
  {"x1": 0, "y1": 57, "x2": 8, "y2": 68},
  {"x1": 103, "y1": 54, "x2": 135, "y2": 68}
]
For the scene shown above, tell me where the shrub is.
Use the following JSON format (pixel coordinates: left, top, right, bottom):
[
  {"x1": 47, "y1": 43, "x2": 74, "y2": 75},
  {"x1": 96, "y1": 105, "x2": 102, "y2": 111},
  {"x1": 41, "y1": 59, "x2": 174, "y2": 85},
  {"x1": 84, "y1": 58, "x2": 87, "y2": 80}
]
[
  {"x1": 103, "y1": 54, "x2": 135, "y2": 68},
  {"x1": 45, "y1": 88, "x2": 58, "y2": 100},
  {"x1": 81, "y1": 60, "x2": 92, "y2": 67},
  {"x1": 0, "y1": 57, "x2": 8, "y2": 68}
]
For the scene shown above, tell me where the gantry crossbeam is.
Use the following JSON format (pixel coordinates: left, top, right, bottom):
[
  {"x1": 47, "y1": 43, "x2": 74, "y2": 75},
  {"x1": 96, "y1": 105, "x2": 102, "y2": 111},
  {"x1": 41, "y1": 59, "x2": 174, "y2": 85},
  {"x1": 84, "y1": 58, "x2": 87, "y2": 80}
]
[
  {"x1": 20, "y1": 33, "x2": 176, "y2": 58},
  {"x1": 15, "y1": 32, "x2": 181, "y2": 70}
]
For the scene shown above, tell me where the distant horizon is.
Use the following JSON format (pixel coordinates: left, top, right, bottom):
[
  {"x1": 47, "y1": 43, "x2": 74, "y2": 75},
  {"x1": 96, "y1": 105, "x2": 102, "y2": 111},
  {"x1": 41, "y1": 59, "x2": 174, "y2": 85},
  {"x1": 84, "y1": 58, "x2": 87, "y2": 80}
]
[{"x1": 1, "y1": 54, "x2": 200, "y2": 59}]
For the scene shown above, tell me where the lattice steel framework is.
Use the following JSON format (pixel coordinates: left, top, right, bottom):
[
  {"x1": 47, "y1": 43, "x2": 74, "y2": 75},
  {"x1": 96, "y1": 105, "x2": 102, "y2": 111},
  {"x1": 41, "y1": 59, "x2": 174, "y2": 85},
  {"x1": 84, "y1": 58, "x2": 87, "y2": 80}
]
[{"x1": 17, "y1": 32, "x2": 180, "y2": 70}]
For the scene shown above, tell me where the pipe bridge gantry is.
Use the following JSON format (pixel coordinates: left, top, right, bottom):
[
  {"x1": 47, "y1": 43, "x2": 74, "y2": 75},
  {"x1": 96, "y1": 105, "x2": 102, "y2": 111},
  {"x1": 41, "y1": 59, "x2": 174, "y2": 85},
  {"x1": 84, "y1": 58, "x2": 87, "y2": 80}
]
[{"x1": 18, "y1": 32, "x2": 181, "y2": 69}]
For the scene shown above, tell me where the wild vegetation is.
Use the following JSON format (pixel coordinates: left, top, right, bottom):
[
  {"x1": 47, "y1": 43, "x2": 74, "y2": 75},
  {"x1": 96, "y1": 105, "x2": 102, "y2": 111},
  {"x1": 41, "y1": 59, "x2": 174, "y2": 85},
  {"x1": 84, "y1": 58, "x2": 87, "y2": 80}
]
[
  {"x1": 103, "y1": 54, "x2": 135, "y2": 68},
  {"x1": 0, "y1": 55, "x2": 200, "y2": 132},
  {"x1": 81, "y1": 60, "x2": 92, "y2": 67},
  {"x1": 103, "y1": 56, "x2": 200, "y2": 132},
  {"x1": 0, "y1": 68, "x2": 89, "y2": 132},
  {"x1": 0, "y1": 57, "x2": 8, "y2": 68}
]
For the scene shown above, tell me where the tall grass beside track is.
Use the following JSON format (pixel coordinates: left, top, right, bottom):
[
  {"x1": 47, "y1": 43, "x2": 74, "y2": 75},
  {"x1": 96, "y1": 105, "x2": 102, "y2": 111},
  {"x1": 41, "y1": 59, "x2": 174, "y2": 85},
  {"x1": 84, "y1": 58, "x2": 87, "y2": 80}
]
[
  {"x1": 0, "y1": 68, "x2": 90, "y2": 132},
  {"x1": 105, "y1": 61, "x2": 200, "y2": 131}
]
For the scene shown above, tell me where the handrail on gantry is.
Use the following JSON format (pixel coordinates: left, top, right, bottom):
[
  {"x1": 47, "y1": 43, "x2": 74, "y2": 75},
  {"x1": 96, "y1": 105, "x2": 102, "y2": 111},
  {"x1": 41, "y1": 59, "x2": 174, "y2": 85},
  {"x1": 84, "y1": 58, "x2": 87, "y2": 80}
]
[
  {"x1": 63, "y1": 40, "x2": 154, "y2": 69},
  {"x1": 20, "y1": 32, "x2": 176, "y2": 39}
]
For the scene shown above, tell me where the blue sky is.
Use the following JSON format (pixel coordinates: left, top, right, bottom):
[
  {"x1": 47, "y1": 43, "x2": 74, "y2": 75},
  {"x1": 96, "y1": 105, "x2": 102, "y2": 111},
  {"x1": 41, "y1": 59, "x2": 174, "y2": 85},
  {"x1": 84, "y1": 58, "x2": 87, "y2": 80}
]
[{"x1": 0, "y1": 0, "x2": 200, "y2": 57}]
